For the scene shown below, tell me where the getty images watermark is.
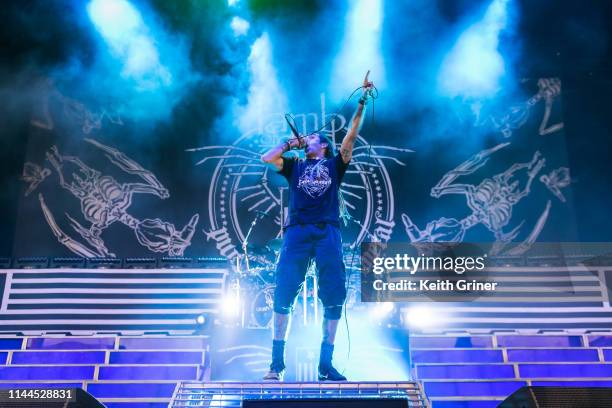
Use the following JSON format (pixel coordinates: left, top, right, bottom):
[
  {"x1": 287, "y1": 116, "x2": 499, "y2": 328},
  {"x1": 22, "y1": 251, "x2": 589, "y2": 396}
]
[
  {"x1": 361, "y1": 243, "x2": 498, "y2": 302},
  {"x1": 370, "y1": 251, "x2": 497, "y2": 292},
  {"x1": 359, "y1": 242, "x2": 612, "y2": 303}
]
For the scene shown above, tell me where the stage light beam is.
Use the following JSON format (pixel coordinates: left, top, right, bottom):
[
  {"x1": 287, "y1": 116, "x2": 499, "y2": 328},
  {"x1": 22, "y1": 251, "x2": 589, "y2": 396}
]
[
  {"x1": 404, "y1": 305, "x2": 449, "y2": 329},
  {"x1": 87, "y1": 0, "x2": 141, "y2": 41},
  {"x1": 330, "y1": 0, "x2": 385, "y2": 100},
  {"x1": 438, "y1": 0, "x2": 514, "y2": 99},
  {"x1": 236, "y1": 32, "x2": 288, "y2": 135},
  {"x1": 369, "y1": 302, "x2": 395, "y2": 320},
  {"x1": 87, "y1": 0, "x2": 171, "y2": 89},
  {"x1": 230, "y1": 16, "x2": 250, "y2": 37},
  {"x1": 222, "y1": 293, "x2": 241, "y2": 318}
]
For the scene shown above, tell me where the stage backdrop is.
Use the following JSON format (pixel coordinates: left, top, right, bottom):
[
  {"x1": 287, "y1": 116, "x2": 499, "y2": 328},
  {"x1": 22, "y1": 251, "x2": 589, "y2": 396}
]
[{"x1": 12, "y1": 77, "x2": 575, "y2": 262}]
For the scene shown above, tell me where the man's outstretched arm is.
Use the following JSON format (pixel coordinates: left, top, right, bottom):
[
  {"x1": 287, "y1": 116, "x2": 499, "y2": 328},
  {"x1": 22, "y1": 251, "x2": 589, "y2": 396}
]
[{"x1": 340, "y1": 71, "x2": 372, "y2": 164}]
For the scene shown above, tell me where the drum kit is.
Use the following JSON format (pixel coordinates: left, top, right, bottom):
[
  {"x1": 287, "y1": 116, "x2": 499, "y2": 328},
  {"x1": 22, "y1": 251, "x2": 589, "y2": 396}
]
[{"x1": 240, "y1": 237, "x2": 281, "y2": 329}]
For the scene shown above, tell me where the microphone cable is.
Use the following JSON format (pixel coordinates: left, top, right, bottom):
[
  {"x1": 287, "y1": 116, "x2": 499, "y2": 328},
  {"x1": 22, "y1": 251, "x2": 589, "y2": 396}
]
[{"x1": 285, "y1": 83, "x2": 379, "y2": 143}]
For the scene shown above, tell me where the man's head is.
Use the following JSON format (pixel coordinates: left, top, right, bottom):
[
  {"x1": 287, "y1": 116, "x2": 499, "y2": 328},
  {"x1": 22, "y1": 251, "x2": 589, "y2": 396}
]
[{"x1": 304, "y1": 133, "x2": 334, "y2": 159}]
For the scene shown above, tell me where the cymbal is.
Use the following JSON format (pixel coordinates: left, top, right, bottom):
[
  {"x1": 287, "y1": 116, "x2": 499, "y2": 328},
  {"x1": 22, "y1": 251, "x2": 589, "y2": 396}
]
[
  {"x1": 267, "y1": 239, "x2": 283, "y2": 251},
  {"x1": 245, "y1": 244, "x2": 273, "y2": 255}
]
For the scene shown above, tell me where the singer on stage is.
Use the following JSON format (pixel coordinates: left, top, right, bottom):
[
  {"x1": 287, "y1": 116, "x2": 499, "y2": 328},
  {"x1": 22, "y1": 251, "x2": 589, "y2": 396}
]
[{"x1": 260, "y1": 72, "x2": 373, "y2": 381}]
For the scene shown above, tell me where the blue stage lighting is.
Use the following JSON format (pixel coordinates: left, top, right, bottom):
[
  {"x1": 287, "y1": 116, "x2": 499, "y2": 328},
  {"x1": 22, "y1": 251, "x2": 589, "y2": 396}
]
[
  {"x1": 403, "y1": 305, "x2": 451, "y2": 329},
  {"x1": 438, "y1": 0, "x2": 514, "y2": 99},
  {"x1": 87, "y1": 0, "x2": 142, "y2": 42},
  {"x1": 222, "y1": 293, "x2": 241, "y2": 318},
  {"x1": 369, "y1": 302, "x2": 395, "y2": 320},
  {"x1": 237, "y1": 33, "x2": 288, "y2": 135},
  {"x1": 330, "y1": 0, "x2": 385, "y2": 99},
  {"x1": 269, "y1": 306, "x2": 410, "y2": 381},
  {"x1": 87, "y1": 0, "x2": 171, "y2": 89},
  {"x1": 230, "y1": 16, "x2": 250, "y2": 37}
]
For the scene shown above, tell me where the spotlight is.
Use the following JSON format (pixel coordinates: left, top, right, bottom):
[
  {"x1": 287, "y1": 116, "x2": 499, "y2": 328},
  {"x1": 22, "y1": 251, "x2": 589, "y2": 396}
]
[
  {"x1": 194, "y1": 313, "x2": 212, "y2": 333},
  {"x1": 330, "y1": 0, "x2": 385, "y2": 99},
  {"x1": 403, "y1": 305, "x2": 447, "y2": 329},
  {"x1": 87, "y1": 0, "x2": 171, "y2": 88},
  {"x1": 369, "y1": 302, "x2": 395, "y2": 320},
  {"x1": 222, "y1": 293, "x2": 241, "y2": 318},
  {"x1": 438, "y1": 0, "x2": 514, "y2": 98},
  {"x1": 87, "y1": 0, "x2": 142, "y2": 42},
  {"x1": 237, "y1": 33, "x2": 288, "y2": 135},
  {"x1": 230, "y1": 16, "x2": 250, "y2": 37}
]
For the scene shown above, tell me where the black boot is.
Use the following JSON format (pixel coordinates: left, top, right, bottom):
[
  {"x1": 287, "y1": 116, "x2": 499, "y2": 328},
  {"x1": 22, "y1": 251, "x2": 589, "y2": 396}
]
[
  {"x1": 318, "y1": 342, "x2": 347, "y2": 381},
  {"x1": 264, "y1": 340, "x2": 286, "y2": 381}
]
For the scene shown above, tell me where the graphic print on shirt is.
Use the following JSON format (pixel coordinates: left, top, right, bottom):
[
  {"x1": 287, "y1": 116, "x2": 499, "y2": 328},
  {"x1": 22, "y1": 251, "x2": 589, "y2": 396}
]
[{"x1": 298, "y1": 162, "x2": 332, "y2": 198}]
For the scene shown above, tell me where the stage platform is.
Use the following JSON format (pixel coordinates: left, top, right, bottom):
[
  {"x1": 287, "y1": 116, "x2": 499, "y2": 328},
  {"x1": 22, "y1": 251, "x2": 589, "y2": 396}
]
[{"x1": 170, "y1": 381, "x2": 429, "y2": 407}]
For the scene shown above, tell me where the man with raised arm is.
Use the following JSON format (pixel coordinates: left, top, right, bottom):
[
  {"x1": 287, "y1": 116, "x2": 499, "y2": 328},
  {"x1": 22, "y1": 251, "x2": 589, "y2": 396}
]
[{"x1": 260, "y1": 72, "x2": 373, "y2": 381}]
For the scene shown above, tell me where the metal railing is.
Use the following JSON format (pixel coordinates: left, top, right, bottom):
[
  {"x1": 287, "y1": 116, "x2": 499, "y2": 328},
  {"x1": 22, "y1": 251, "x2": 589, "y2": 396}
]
[{"x1": 169, "y1": 381, "x2": 430, "y2": 408}]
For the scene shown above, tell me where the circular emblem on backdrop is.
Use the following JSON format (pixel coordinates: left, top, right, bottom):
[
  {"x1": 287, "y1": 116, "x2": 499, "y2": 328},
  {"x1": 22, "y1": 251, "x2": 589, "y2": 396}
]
[{"x1": 206, "y1": 128, "x2": 400, "y2": 259}]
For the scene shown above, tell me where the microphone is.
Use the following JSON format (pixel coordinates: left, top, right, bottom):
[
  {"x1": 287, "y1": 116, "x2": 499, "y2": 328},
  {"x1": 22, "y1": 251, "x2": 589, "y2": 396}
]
[
  {"x1": 285, "y1": 114, "x2": 299, "y2": 139},
  {"x1": 284, "y1": 114, "x2": 304, "y2": 149}
]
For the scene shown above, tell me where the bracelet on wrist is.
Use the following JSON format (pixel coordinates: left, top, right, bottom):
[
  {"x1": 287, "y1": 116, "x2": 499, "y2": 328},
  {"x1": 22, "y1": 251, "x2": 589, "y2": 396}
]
[{"x1": 359, "y1": 96, "x2": 368, "y2": 105}]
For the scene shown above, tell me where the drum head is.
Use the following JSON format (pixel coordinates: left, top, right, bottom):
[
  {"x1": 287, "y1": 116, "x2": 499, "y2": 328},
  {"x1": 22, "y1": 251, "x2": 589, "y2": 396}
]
[{"x1": 250, "y1": 286, "x2": 275, "y2": 328}]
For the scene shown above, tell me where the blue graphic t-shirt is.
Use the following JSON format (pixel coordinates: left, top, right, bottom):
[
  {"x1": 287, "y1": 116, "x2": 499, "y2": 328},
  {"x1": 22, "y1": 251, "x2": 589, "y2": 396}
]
[{"x1": 279, "y1": 153, "x2": 349, "y2": 227}]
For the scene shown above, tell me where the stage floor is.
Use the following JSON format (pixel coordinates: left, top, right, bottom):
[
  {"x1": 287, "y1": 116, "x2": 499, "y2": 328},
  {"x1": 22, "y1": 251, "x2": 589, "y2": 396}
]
[{"x1": 170, "y1": 381, "x2": 429, "y2": 407}]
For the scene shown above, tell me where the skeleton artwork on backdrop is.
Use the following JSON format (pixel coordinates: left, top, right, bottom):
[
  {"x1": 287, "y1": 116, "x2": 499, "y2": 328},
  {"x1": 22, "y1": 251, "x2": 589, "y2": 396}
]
[
  {"x1": 540, "y1": 167, "x2": 571, "y2": 203},
  {"x1": 473, "y1": 78, "x2": 564, "y2": 138},
  {"x1": 30, "y1": 78, "x2": 123, "y2": 135},
  {"x1": 20, "y1": 162, "x2": 51, "y2": 197},
  {"x1": 37, "y1": 138, "x2": 198, "y2": 257},
  {"x1": 401, "y1": 142, "x2": 555, "y2": 255}
]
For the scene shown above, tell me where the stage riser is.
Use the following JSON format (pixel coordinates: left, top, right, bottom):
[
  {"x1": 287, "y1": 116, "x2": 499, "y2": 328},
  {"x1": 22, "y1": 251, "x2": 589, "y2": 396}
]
[
  {"x1": 5, "y1": 350, "x2": 205, "y2": 364},
  {"x1": 1, "y1": 334, "x2": 612, "y2": 407},
  {"x1": 506, "y1": 349, "x2": 599, "y2": 362},
  {"x1": 412, "y1": 333, "x2": 612, "y2": 406},
  {"x1": 0, "y1": 336, "x2": 210, "y2": 350},
  {"x1": 497, "y1": 335, "x2": 583, "y2": 347},
  {"x1": 0, "y1": 366, "x2": 201, "y2": 381},
  {"x1": 0, "y1": 366, "x2": 96, "y2": 380},
  {"x1": 411, "y1": 334, "x2": 612, "y2": 348},
  {"x1": 412, "y1": 350, "x2": 504, "y2": 363},
  {"x1": 423, "y1": 380, "x2": 525, "y2": 398},
  {"x1": 0, "y1": 335, "x2": 208, "y2": 406},
  {"x1": 87, "y1": 382, "x2": 177, "y2": 398},
  {"x1": 412, "y1": 349, "x2": 603, "y2": 363},
  {"x1": 417, "y1": 365, "x2": 516, "y2": 380},
  {"x1": 410, "y1": 335, "x2": 588, "y2": 348},
  {"x1": 99, "y1": 366, "x2": 199, "y2": 381},
  {"x1": 0, "y1": 382, "x2": 82, "y2": 388},
  {"x1": 0, "y1": 381, "x2": 181, "y2": 404},
  {"x1": 11, "y1": 351, "x2": 105, "y2": 364}
]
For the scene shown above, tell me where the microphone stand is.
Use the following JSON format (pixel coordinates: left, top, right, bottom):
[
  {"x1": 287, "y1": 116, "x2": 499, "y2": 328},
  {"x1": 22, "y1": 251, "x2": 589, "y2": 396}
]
[
  {"x1": 278, "y1": 187, "x2": 287, "y2": 238},
  {"x1": 242, "y1": 212, "x2": 265, "y2": 272}
]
